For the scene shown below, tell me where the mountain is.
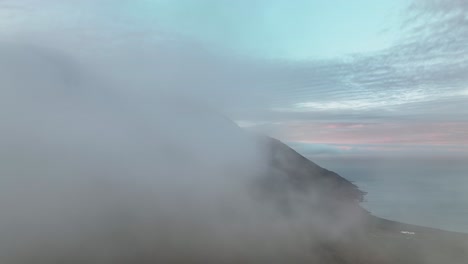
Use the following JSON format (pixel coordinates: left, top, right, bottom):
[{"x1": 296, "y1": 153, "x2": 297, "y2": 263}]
[
  {"x1": 265, "y1": 137, "x2": 365, "y2": 202},
  {"x1": 256, "y1": 135, "x2": 468, "y2": 264}
]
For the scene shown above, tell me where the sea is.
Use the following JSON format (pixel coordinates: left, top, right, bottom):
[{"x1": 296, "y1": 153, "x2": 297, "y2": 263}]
[{"x1": 312, "y1": 157, "x2": 468, "y2": 233}]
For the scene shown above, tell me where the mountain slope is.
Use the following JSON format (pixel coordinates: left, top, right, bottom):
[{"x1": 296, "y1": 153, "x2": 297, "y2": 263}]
[{"x1": 258, "y1": 135, "x2": 468, "y2": 264}]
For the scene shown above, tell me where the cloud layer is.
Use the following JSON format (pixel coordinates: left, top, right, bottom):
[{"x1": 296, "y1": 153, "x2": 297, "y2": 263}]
[{"x1": 1, "y1": 0, "x2": 467, "y2": 157}]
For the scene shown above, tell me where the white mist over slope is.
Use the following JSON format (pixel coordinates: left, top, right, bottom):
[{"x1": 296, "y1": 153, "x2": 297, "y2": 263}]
[
  {"x1": 2, "y1": 1, "x2": 468, "y2": 263},
  {"x1": 0, "y1": 42, "x2": 366, "y2": 263}
]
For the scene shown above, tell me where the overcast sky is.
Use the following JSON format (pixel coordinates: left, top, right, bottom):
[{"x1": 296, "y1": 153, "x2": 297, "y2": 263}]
[{"x1": 1, "y1": 0, "x2": 467, "y2": 158}]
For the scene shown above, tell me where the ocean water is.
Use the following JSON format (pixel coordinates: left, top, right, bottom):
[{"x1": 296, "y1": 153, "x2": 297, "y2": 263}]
[{"x1": 313, "y1": 157, "x2": 468, "y2": 233}]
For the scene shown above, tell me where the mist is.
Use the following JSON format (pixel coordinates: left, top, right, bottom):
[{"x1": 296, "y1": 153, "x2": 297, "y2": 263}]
[
  {"x1": 2, "y1": 1, "x2": 468, "y2": 263},
  {"x1": 0, "y1": 40, "x2": 366, "y2": 263}
]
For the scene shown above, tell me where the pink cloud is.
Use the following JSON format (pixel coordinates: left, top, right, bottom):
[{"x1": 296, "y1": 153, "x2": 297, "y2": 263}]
[{"x1": 279, "y1": 121, "x2": 468, "y2": 147}]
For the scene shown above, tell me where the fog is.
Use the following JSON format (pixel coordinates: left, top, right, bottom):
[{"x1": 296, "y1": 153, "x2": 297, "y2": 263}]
[
  {"x1": 0, "y1": 41, "x2": 367, "y2": 263},
  {"x1": 2, "y1": 1, "x2": 468, "y2": 263}
]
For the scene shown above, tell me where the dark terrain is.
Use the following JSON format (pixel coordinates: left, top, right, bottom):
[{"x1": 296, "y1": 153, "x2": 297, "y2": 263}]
[{"x1": 259, "y1": 137, "x2": 468, "y2": 264}]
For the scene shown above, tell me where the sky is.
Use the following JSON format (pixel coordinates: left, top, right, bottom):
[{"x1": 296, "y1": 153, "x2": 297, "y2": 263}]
[{"x1": 1, "y1": 0, "x2": 468, "y2": 158}]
